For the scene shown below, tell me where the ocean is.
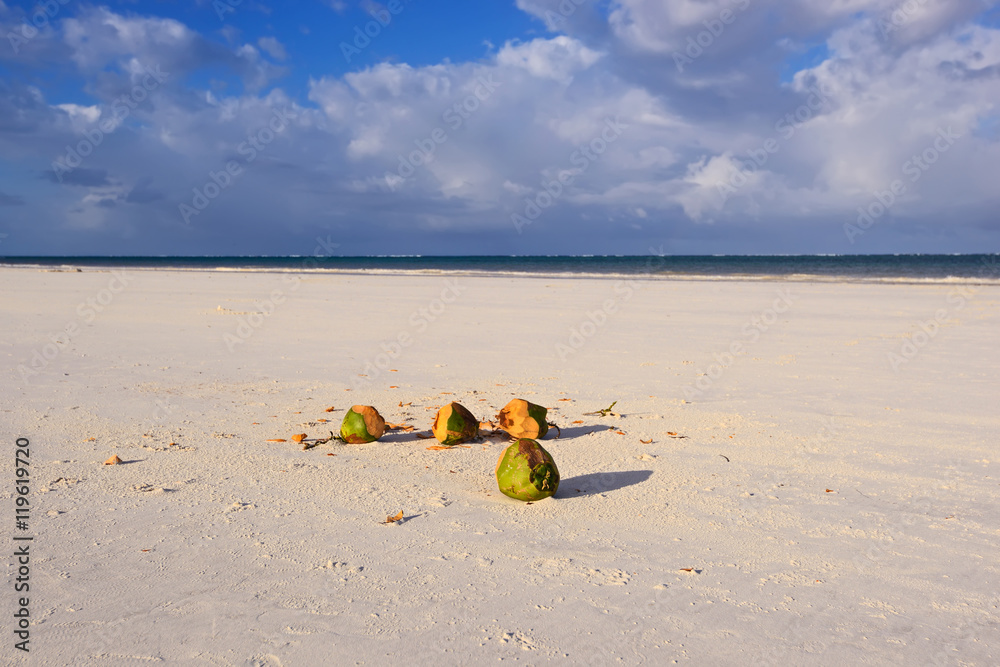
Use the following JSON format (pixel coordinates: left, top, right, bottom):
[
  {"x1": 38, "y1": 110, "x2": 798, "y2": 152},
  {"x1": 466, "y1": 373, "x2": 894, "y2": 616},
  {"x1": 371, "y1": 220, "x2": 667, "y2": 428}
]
[{"x1": 1, "y1": 255, "x2": 998, "y2": 284}]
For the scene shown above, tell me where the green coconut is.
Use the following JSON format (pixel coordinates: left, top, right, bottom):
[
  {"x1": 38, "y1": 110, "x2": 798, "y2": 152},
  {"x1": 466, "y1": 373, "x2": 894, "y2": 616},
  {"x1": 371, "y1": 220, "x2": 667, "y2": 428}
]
[
  {"x1": 340, "y1": 405, "x2": 386, "y2": 444},
  {"x1": 498, "y1": 398, "x2": 549, "y2": 439},
  {"x1": 495, "y1": 438, "x2": 559, "y2": 501},
  {"x1": 432, "y1": 402, "x2": 479, "y2": 445}
]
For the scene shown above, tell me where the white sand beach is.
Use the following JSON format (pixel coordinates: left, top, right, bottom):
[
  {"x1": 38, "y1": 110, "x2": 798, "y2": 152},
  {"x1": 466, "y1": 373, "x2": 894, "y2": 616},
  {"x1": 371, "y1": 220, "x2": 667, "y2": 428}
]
[{"x1": 3, "y1": 266, "x2": 999, "y2": 665}]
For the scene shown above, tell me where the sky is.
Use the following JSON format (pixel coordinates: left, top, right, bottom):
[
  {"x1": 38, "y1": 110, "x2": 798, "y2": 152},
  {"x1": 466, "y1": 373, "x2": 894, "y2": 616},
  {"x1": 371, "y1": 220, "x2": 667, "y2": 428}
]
[{"x1": 1, "y1": 0, "x2": 999, "y2": 256}]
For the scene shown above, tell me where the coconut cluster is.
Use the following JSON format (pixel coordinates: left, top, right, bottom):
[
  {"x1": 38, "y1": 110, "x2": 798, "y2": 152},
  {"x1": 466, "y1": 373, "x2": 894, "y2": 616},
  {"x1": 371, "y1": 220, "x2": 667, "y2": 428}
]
[{"x1": 335, "y1": 396, "x2": 559, "y2": 503}]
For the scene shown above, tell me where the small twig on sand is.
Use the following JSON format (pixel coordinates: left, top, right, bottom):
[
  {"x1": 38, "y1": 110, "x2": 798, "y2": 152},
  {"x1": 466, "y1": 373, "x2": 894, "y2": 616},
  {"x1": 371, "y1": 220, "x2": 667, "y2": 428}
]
[
  {"x1": 305, "y1": 431, "x2": 339, "y2": 450},
  {"x1": 583, "y1": 401, "x2": 618, "y2": 417}
]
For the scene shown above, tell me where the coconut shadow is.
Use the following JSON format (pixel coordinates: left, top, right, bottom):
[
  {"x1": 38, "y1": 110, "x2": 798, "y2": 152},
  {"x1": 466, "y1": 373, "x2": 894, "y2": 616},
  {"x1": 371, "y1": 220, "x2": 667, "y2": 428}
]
[{"x1": 555, "y1": 470, "x2": 653, "y2": 498}]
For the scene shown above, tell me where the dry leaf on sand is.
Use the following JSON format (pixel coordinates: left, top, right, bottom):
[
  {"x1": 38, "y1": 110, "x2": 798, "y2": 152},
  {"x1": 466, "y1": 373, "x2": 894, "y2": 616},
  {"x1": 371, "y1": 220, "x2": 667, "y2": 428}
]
[{"x1": 386, "y1": 423, "x2": 415, "y2": 432}]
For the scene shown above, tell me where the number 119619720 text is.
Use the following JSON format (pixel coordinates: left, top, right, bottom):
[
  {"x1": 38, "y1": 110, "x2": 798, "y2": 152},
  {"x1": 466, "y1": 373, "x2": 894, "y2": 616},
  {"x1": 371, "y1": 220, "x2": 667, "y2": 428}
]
[{"x1": 14, "y1": 437, "x2": 32, "y2": 653}]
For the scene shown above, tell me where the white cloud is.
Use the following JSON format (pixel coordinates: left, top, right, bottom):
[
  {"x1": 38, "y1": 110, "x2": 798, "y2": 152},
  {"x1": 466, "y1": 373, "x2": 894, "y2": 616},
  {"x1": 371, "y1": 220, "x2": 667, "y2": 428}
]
[
  {"x1": 496, "y1": 36, "x2": 602, "y2": 82},
  {"x1": 58, "y1": 7, "x2": 283, "y2": 93},
  {"x1": 257, "y1": 36, "x2": 287, "y2": 61},
  {"x1": 54, "y1": 103, "x2": 101, "y2": 129},
  {"x1": 62, "y1": 8, "x2": 192, "y2": 71}
]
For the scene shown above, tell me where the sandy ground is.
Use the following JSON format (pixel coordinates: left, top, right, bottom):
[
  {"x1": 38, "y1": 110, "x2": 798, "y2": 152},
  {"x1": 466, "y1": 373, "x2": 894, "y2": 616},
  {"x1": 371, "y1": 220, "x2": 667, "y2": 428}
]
[{"x1": 2, "y1": 266, "x2": 999, "y2": 666}]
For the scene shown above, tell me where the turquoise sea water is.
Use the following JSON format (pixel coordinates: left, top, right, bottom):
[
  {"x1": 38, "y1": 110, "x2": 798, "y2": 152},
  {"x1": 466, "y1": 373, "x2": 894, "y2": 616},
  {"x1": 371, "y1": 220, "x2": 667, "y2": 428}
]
[{"x1": 2, "y1": 255, "x2": 998, "y2": 283}]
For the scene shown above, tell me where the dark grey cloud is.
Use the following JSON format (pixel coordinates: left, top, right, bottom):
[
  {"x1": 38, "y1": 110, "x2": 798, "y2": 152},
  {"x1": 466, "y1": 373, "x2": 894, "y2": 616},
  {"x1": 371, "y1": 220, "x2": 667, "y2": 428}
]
[
  {"x1": 0, "y1": 79, "x2": 52, "y2": 134},
  {"x1": 0, "y1": 191, "x2": 25, "y2": 205},
  {"x1": 43, "y1": 167, "x2": 113, "y2": 187},
  {"x1": 125, "y1": 179, "x2": 165, "y2": 204}
]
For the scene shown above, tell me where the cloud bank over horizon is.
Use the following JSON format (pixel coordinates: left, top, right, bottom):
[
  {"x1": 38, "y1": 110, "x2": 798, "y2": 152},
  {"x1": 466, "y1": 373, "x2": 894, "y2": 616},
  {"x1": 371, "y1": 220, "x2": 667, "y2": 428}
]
[{"x1": 1, "y1": 0, "x2": 999, "y2": 256}]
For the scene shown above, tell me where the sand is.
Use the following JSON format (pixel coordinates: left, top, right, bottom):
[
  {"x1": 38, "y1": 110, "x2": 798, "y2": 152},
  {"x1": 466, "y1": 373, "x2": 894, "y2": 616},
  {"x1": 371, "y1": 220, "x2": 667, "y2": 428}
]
[{"x1": 2, "y1": 266, "x2": 999, "y2": 665}]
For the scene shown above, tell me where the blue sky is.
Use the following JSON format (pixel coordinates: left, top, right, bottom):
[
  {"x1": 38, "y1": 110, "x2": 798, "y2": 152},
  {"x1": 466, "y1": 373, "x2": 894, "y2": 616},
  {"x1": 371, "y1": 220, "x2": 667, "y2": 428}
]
[{"x1": 1, "y1": 0, "x2": 999, "y2": 256}]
